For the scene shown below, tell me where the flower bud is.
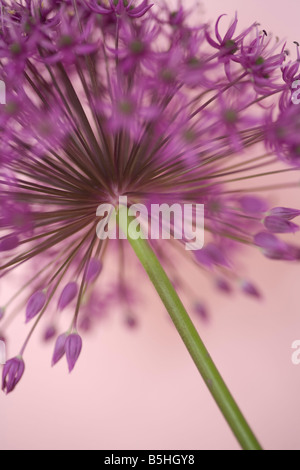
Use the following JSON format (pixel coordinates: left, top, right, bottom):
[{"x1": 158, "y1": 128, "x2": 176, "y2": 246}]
[
  {"x1": 264, "y1": 216, "x2": 299, "y2": 234},
  {"x1": 254, "y1": 232, "x2": 291, "y2": 259},
  {"x1": 2, "y1": 357, "x2": 25, "y2": 394},
  {"x1": 270, "y1": 207, "x2": 300, "y2": 220},
  {"x1": 58, "y1": 282, "x2": 78, "y2": 311},
  {"x1": 51, "y1": 333, "x2": 67, "y2": 366},
  {"x1": 86, "y1": 259, "x2": 103, "y2": 283},
  {"x1": 65, "y1": 333, "x2": 82, "y2": 373},
  {"x1": 26, "y1": 290, "x2": 46, "y2": 322}
]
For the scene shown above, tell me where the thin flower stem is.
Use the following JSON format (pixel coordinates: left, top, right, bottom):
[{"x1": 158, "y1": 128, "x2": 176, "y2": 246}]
[{"x1": 118, "y1": 206, "x2": 263, "y2": 451}]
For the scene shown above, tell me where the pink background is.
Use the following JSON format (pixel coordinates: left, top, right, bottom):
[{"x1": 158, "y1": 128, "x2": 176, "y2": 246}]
[{"x1": 1, "y1": 0, "x2": 300, "y2": 450}]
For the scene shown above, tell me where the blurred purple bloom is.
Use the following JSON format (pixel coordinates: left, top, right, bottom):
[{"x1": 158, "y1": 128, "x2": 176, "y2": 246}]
[
  {"x1": 265, "y1": 104, "x2": 300, "y2": 166},
  {"x1": 254, "y1": 232, "x2": 297, "y2": 260},
  {"x1": 264, "y1": 216, "x2": 299, "y2": 234},
  {"x1": 240, "y1": 281, "x2": 261, "y2": 299},
  {"x1": 195, "y1": 244, "x2": 229, "y2": 269},
  {"x1": 194, "y1": 303, "x2": 210, "y2": 322},
  {"x1": 238, "y1": 196, "x2": 268, "y2": 214},
  {"x1": 215, "y1": 278, "x2": 232, "y2": 294},
  {"x1": 86, "y1": 0, "x2": 153, "y2": 18},
  {"x1": 43, "y1": 325, "x2": 57, "y2": 342},
  {"x1": 86, "y1": 259, "x2": 103, "y2": 283}
]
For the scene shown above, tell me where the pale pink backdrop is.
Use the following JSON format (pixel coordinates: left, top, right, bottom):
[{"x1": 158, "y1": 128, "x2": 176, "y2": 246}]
[{"x1": 1, "y1": 0, "x2": 300, "y2": 450}]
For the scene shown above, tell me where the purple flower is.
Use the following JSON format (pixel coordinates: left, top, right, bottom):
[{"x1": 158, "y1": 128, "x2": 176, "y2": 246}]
[
  {"x1": 42, "y1": 11, "x2": 99, "y2": 65},
  {"x1": 205, "y1": 13, "x2": 252, "y2": 61},
  {"x1": 2, "y1": 357, "x2": 25, "y2": 394},
  {"x1": 0, "y1": 0, "x2": 300, "y2": 393},
  {"x1": 26, "y1": 291, "x2": 47, "y2": 323},
  {"x1": 233, "y1": 29, "x2": 286, "y2": 93},
  {"x1": 113, "y1": 20, "x2": 158, "y2": 74},
  {"x1": 265, "y1": 105, "x2": 300, "y2": 166},
  {"x1": 65, "y1": 334, "x2": 82, "y2": 373},
  {"x1": 86, "y1": 0, "x2": 153, "y2": 18},
  {"x1": 280, "y1": 43, "x2": 300, "y2": 110}
]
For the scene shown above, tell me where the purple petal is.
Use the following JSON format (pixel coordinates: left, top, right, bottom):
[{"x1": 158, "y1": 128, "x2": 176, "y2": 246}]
[
  {"x1": 215, "y1": 14, "x2": 227, "y2": 44},
  {"x1": 223, "y1": 12, "x2": 238, "y2": 42},
  {"x1": 128, "y1": 1, "x2": 153, "y2": 18},
  {"x1": 26, "y1": 291, "x2": 46, "y2": 322},
  {"x1": 205, "y1": 29, "x2": 220, "y2": 49},
  {"x1": 58, "y1": 282, "x2": 78, "y2": 311}
]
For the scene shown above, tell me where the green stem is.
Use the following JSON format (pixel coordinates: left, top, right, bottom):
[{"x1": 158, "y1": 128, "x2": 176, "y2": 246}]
[{"x1": 118, "y1": 206, "x2": 262, "y2": 451}]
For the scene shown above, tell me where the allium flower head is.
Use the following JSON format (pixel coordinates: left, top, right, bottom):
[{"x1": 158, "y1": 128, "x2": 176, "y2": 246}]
[{"x1": 1, "y1": 0, "x2": 300, "y2": 393}]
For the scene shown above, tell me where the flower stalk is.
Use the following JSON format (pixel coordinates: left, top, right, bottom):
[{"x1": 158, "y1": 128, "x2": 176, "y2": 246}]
[{"x1": 118, "y1": 205, "x2": 262, "y2": 451}]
